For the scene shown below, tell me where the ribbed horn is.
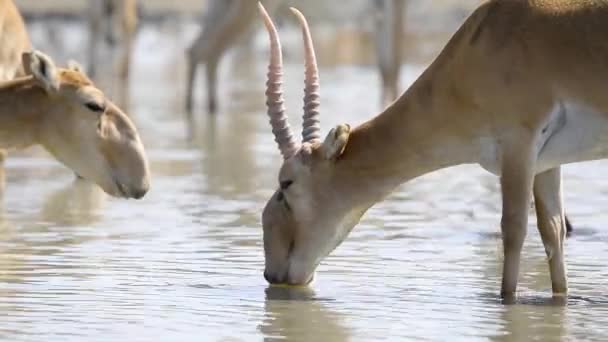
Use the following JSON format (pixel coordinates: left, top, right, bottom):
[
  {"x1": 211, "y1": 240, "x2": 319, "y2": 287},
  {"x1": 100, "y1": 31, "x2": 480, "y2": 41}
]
[
  {"x1": 290, "y1": 7, "x2": 321, "y2": 144},
  {"x1": 258, "y1": 2, "x2": 298, "y2": 159}
]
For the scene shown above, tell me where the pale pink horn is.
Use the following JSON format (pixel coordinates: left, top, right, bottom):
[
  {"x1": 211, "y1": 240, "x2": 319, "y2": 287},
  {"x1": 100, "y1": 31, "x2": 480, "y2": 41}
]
[
  {"x1": 290, "y1": 7, "x2": 321, "y2": 144},
  {"x1": 258, "y1": 2, "x2": 299, "y2": 159}
]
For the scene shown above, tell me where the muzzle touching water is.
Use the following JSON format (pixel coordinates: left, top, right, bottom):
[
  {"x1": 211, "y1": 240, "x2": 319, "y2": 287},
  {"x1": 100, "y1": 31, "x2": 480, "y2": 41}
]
[
  {"x1": 264, "y1": 268, "x2": 315, "y2": 286},
  {"x1": 113, "y1": 178, "x2": 148, "y2": 199}
]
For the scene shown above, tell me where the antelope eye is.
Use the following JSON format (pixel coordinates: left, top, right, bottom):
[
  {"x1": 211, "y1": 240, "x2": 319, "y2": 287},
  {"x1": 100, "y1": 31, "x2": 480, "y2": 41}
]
[
  {"x1": 280, "y1": 180, "x2": 293, "y2": 190},
  {"x1": 276, "y1": 191, "x2": 291, "y2": 211},
  {"x1": 85, "y1": 102, "x2": 105, "y2": 113}
]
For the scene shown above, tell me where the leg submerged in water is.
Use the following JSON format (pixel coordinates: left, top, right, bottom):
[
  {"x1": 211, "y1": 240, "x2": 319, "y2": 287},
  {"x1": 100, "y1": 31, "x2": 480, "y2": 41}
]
[
  {"x1": 533, "y1": 167, "x2": 568, "y2": 296},
  {"x1": 500, "y1": 142, "x2": 537, "y2": 300}
]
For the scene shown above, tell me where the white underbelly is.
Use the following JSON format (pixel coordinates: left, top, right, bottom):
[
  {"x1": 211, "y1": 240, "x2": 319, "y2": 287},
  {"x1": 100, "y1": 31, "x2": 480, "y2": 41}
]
[
  {"x1": 537, "y1": 102, "x2": 608, "y2": 172},
  {"x1": 479, "y1": 101, "x2": 608, "y2": 176},
  {"x1": 0, "y1": 66, "x2": 16, "y2": 81}
]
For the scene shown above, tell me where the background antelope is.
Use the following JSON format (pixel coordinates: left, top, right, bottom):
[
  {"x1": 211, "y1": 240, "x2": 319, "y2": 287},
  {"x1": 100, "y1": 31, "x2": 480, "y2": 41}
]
[
  {"x1": 258, "y1": 1, "x2": 594, "y2": 300},
  {"x1": 0, "y1": 0, "x2": 31, "y2": 189},
  {"x1": 87, "y1": 0, "x2": 139, "y2": 108},
  {"x1": 0, "y1": 0, "x2": 30, "y2": 80},
  {"x1": 185, "y1": 0, "x2": 281, "y2": 116},
  {"x1": 0, "y1": 49, "x2": 149, "y2": 199},
  {"x1": 373, "y1": 0, "x2": 405, "y2": 108},
  {"x1": 185, "y1": 0, "x2": 416, "y2": 115}
]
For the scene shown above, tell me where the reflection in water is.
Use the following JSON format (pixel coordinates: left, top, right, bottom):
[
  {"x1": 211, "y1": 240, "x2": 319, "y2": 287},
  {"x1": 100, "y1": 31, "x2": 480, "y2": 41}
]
[
  {"x1": 493, "y1": 301, "x2": 566, "y2": 342},
  {"x1": 261, "y1": 286, "x2": 350, "y2": 342},
  {"x1": 196, "y1": 110, "x2": 261, "y2": 197},
  {"x1": 0, "y1": 176, "x2": 109, "y2": 339},
  {"x1": 40, "y1": 178, "x2": 107, "y2": 226}
]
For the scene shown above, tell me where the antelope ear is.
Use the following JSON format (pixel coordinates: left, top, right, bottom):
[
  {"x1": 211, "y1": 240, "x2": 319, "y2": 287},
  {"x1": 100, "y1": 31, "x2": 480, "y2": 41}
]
[
  {"x1": 322, "y1": 124, "x2": 351, "y2": 160},
  {"x1": 21, "y1": 50, "x2": 60, "y2": 92},
  {"x1": 67, "y1": 59, "x2": 85, "y2": 74}
]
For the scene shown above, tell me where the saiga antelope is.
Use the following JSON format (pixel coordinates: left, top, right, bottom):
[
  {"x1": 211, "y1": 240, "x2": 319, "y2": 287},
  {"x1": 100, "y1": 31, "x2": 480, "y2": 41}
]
[
  {"x1": 185, "y1": 0, "x2": 281, "y2": 115},
  {"x1": 374, "y1": 1, "x2": 577, "y2": 233},
  {"x1": 87, "y1": 0, "x2": 139, "y2": 106},
  {"x1": 373, "y1": 0, "x2": 405, "y2": 108},
  {"x1": 185, "y1": 0, "x2": 413, "y2": 115},
  {"x1": 0, "y1": 0, "x2": 32, "y2": 188},
  {"x1": 0, "y1": 0, "x2": 30, "y2": 80},
  {"x1": 0, "y1": 50, "x2": 150, "y2": 199},
  {"x1": 258, "y1": 0, "x2": 594, "y2": 300}
]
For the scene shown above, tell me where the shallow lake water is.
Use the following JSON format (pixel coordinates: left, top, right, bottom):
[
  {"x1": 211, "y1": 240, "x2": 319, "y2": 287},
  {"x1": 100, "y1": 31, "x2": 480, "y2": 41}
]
[{"x1": 1, "y1": 15, "x2": 608, "y2": 342}]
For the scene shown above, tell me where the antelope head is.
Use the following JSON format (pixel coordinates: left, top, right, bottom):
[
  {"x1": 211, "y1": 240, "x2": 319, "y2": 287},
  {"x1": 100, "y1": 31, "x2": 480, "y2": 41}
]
[
  {"x1": 259, "y1": 4, "x2": 364, "y2": 286},
  {"x1": 21, "y1": 51, "x2": 150, "y2": 199}
]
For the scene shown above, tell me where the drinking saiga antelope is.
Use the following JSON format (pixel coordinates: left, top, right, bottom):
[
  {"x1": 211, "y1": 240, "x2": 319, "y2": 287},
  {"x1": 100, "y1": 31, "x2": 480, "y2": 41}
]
[
  {"x1": 258, "y1": 0, "x2": 596, "y2": 299},
  {"x1": 0, "y1": 49, "x2": 150, "y2": 199}
]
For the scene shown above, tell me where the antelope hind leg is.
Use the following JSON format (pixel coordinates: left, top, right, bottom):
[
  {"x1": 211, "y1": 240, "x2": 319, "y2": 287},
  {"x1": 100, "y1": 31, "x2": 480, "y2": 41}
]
[
  {"x1": 205, "y1": 58, "x2": 219, "y2": 114},
  {"x1": 533, "y1": 167, "x2": 568, "y2": 296}
]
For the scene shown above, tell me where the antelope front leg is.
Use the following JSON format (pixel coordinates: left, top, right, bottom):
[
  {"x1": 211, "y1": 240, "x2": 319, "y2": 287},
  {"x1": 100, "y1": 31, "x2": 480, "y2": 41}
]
[
  {"x1": 116, "y1": 39, "x2": 133, "y2": 110},
  {"x1": 87, "y1": 16, "x2": 101, "y2": 80},
  {"x1": 500, "y1": 144, "x2": 537, "y2": 299},
  {"x1": 533, "y1": 167, "x2": 568, "y2": 296},
  {"x1": 185, "y1": 52, "x2": 197, "y2": 116},
  {"x1": 205, "y1": 58, "x2": 219, "y2": 114}
]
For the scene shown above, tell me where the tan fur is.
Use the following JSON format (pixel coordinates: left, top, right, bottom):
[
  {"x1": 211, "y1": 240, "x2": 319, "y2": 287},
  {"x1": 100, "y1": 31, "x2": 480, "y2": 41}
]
[
  {"x1": 0, "y1": 0, "x2": 32, "y2": 189},
  {"x1": 187, "y1": 0, "x2": 407, "y2": 113},
  {"x1": 262, "y1": 0, "x2": 607, "y2": 299},
  {"x1": 0, "y1": 51, "x2": 150, "y2": 199},
  {"x1": 0, "y1": 0, "x2": 30, "y2": 79}
]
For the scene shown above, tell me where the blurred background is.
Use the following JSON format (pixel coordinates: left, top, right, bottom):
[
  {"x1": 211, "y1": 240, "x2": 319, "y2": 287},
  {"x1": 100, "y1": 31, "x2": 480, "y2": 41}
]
[{"x1": 2, "y1": 1, "x2": 608, "y2": 341}]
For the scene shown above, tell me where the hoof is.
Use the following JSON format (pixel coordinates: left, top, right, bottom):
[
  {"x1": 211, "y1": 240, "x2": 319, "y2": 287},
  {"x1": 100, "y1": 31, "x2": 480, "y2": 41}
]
[
  {"x1": 500, "y1": 291, "x2": 518, "y2": 305},
  {"x1": 565, "y1": 215, "x2": 573, "y2": 237}
]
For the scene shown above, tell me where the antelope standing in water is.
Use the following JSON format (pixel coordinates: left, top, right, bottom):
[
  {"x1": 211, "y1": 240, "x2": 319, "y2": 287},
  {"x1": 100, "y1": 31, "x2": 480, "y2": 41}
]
[
  {"x1": 185, "y1": 0, "x2": 281, "y2": 115},
  {"x1": 374, "y1": 0, "x2": 405, "y2": 108},
  {"x1": 87, "y1": 0, "x2": 139, "y2": 107},
  {"x1": 185, "y1": 0, "x2": 412, "y2": 115},
  {"x1": 258, "y1": 0, "x2": 596, "y2": 300},
  {"x1": 373, "y1": 0, "x2": 574, "y2": 232},
  {"x1": 0, "y1": 50, "x2": 149, "y2": 199}
]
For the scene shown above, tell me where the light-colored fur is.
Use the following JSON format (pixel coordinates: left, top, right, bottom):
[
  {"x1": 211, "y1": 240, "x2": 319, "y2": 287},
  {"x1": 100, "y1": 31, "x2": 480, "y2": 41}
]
[
  {"x1": 261, "y1": 0, "x2": 607, "y2": 299},
  {"x1": 0, "y1": 0, "x2": 30, "y2": 80},
  {"x1": 0, "y1": 50, "x2": 150, "y2": 199},
  {"x1": 0, "y1": 0, "x2": 32, "y2": 189}
]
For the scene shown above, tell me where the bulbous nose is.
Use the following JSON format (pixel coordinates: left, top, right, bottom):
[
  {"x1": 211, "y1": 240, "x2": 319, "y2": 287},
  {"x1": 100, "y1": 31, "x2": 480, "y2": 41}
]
[
  {"x1": 131, "y1": 186, "x2": 148, "y2": 199},
  {"x1": 264, "y1": 270, "x2": 283, "y2": 284},
  {"x1": 127, "y1": 175, "x2": 150, "y2": 199}
]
